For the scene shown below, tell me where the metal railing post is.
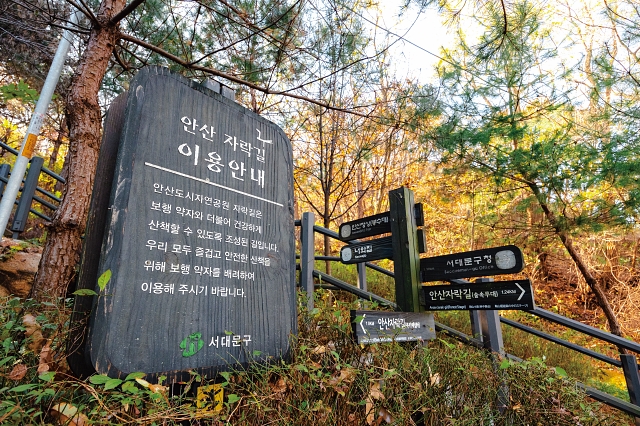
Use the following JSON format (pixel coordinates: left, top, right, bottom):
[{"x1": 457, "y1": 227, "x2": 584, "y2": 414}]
[
  {"x1": 475, "y1": 277, "x2": 509, "y2": 414},
  {"x1": 357, "y1": 263, "x2": 367, "y2": 292},
  {"x1": 11, "y1": 157, "x2": 44, "y2": 238},
  {"x1": 300, "y1": 212, "x2": 316, "y2": 311},
  {"x1": 0, "y1": 164, "x2": 10, "y2": 195},
  {"x1": 469, "y1": 309, "x2": 482, "y2": 340},
  {"x1": 621, "y1": 354, "x2": 640, "y2": 426}
]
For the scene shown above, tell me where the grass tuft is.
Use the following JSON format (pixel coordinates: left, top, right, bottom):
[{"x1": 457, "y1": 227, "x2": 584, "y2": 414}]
[{"x1": 0, "y1": 294, "x2": 632, "y2": 425}]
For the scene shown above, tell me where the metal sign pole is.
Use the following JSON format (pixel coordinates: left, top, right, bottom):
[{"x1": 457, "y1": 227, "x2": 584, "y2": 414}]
[{"x1": 0, "y1": 9, "x2": 79, "y2": 237}]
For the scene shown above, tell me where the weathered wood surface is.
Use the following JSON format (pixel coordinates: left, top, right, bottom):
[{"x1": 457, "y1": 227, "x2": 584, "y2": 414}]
[
  {"x1": 389, "y1": 187, "x2": 422, "y2": 313},
  {"x1": 68, "y1": 92, "x2": 128, "y2": 379},
  {"x1": 87, "y1": 67, "x2": 296, "y2": 381},
  {"x1": 420, "y1": 245, "x2": 524, "y2": 282}
]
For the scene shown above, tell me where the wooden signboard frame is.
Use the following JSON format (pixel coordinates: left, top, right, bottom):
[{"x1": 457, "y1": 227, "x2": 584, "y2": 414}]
[{"x1": 76, "y1": 67, "x2": 296, "y2": 381}]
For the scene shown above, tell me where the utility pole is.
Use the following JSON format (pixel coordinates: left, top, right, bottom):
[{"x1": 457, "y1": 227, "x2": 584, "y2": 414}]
[{"x1": 0, "y1": 9, "x2": 79, "y2": 237}]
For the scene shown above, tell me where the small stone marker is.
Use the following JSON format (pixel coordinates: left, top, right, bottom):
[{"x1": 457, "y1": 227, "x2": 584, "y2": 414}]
[
  {"x1": 351, "y1": 310, "x2": 436, "y2": 344},
  {"x1": 86, "y1": 67, "x2": 296, "y2": 381},
  {"x1": 421, "y1": 279, "x2": 535, "y2": 311},
  {"x1": 420, "y1": 245, "x2": 524, "y2": 282}
]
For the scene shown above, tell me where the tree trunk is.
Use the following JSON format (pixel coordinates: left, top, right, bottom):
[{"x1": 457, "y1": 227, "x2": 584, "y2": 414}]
[
  {"x1": 527, "y1": 181, "x2": 625, "y2": 340},
  {"x1": 31, "y1": 0, "x2": 126, "y2": 301},
  {"x1": 48, "y1": 116, "x2": 67, "y2": 171}
]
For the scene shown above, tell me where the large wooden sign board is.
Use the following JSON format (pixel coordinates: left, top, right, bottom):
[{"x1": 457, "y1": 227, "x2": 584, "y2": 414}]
[{"x1": 87, "y1": 67, "x2": 296, "y2": 381}]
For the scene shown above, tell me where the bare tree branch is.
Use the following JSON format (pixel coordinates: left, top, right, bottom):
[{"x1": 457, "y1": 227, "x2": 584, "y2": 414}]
[{"x1": 118, "y1": 31, "x2": 375, "y2": 117}]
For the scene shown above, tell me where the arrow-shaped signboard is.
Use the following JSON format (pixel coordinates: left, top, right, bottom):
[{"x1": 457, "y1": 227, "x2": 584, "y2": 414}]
[
  {"x1": 350, "y1": 310, "x2": 436, "y2": 344},
  {"x1": 420, "y1": 245, "x2": 524, "y2": 282},
  {"x1": 340, "y1": 237, "x2": 393, "y2": 264},
  {"x1": 421, "y1": 279, "x2": 535, "y2": 311},
  {"x1": 339, "y1": 203, "x2": 424, "y2": 241}
]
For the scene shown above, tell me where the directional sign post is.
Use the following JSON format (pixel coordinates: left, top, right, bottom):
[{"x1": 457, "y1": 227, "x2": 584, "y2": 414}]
[
  {"x1": 339, "y1": 204, "x2": 424, "y2": 241},
  {"x1": 421, "y1": 279, "x2": 535, "y2": 311},
  {"x1": 340, "y1": 237, "x2": 393, "y2": 264},
  {"x1": 420, "y1": 245, "x2": 524, "y2": 282},
  {"x1": 350, "y1": 310, "x2": 435, "y2": 344}
]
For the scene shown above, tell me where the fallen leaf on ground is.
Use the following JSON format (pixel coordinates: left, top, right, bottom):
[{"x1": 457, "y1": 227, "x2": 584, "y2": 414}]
[
  {"x1": 50, "y1": 403, "x2": 89, "y2": 426},
  {"x1": 22, "y1": 314, "x2": 39, "y2": 336},
  {"x1": 311, "y1": 345, "x2": 327, "y2": 355},
  {"x1": 149, "y1": 383, "x2": 168, "y2": 393},
  {"x1": 38, "y1": 340, "x2": 53, "y2": 374},
  {"x1": 328, "y1": 368, "x2": 356, "y2": 386},
  {"x1": 270, "y1": 377, "x2": 287, "y2": 394},
  {"x1": 8, "y1": 363, "x2": 27, "y2": 380}
]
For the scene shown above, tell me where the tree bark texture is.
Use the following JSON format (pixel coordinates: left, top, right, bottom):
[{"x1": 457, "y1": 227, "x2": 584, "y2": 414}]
[
  {"x1": 527, "y1": 182, "x2": 625, "y2": 341},
  {"x1": 32, "y1": 0, "x2": 126, "y2": 300}
]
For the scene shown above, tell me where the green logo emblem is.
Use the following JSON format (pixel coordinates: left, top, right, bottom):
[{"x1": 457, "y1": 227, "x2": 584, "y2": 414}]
[{"x1": 180, "y1": 332, "x2": 204, "y2": 357}]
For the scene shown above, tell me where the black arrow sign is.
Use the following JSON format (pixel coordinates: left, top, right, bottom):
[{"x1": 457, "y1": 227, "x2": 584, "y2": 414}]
[
  {"x1": 421, "y1": 279, "x2": 535, "y2": 311},
  {"x1": 339, "y1": 203, "x2": 424, "y2": 241},
  {"x1": 350, "y1": 310, "x2": 436, "y2": 344},
  {"x1": 340, "y1": 237, "x2": 393, "y2": 264},
  {"x1": 420, "y1": 245, "x2": 524, "y2": 282}
]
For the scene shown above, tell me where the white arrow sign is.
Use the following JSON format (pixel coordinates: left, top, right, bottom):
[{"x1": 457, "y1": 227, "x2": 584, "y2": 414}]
[{"x1": 516, "y1": 282, "x2": 525, "y2": 301}]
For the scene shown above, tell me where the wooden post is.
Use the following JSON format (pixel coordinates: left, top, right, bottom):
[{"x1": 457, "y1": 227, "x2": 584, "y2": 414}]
[
  {"x1": 389, "y1": 187, "x2": 421, "y2": 313},
  {"x1": 68, "y1": 92, "x2": 127, "y2": 379},
  {"x1": 301, "y1": 212, "x2": 316, "y2": 311}
]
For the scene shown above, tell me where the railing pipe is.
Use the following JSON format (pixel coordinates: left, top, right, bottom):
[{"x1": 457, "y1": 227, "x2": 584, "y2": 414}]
[
  {"x1": 312, "y1": 269, "x2": 396, "y2": 309},
  {"x1": 294, "y1": 219, "x2": 640, "y2": 418},
  {"x1": 500, "y1": 317, "x2": 622, "y2": 367},
  {"x1": 527, "y1": 307, "x2": 640, "y2": 354}
]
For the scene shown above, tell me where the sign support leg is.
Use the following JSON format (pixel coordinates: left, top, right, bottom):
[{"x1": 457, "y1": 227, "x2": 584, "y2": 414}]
[
  {"x1": 469, "y1": 309, "x2": 482, "y2": 341},
  {"x1": 357, "y1": 263, "x2": 367, "y2": 292},
  {"x1": 301, "y1": 212, "x2": 316, "y2": 311},
  {"x1": 474, "y1": 278, "x2": 509, "y2": 414},
  {"x1": 389, "y1": 187, "x2": 421, "y2": 313}
]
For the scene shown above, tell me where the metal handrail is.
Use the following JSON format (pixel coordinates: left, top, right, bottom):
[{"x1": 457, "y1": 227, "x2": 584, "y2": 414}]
[
  {"x1": 0, "y1": 144, "x2": 65, "y2": 237},
  {"x1": 0, "y1": 141, "x2": 65, "y2": 183},
  {"x1": 295, "y1": 218, "x2": 640, "y2": 418}
]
